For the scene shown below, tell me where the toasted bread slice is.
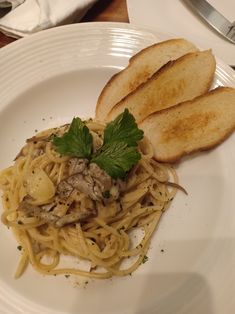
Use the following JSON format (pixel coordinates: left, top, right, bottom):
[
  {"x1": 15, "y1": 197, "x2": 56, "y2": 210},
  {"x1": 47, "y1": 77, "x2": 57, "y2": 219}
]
[
  {"x1": 107, "y1": 50, "x2": 216, "y2": 123},
  {"x1": 96, "y1": 38, "x2": 198, "y2": 120},
  {"x1": 139, "y1": 87, "x2": 235, "y2": 163}
]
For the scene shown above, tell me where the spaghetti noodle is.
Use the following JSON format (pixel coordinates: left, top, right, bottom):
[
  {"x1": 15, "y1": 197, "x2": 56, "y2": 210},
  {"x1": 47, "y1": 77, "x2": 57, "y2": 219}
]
[{"x1": 0, "y1": 119, "x2": 179, "y2": 279}]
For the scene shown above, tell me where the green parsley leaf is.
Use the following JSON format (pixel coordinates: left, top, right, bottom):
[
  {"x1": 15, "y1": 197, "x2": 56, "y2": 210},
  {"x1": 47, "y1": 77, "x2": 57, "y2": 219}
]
[
  {"x1": 53, "y1": 117, "x2": 92, "y2": 159},
  {"x1": 103, "y1": 109, "x2": 144, "y2": 146},
  {"x1": 102, "y1": 190, "x2": 111, "y2": 199},
  {"x1": 91, "y1": 142, "x2": 141, "y2": 179},
  {"x1": 51, "y1": 110, "x2": 144, "y2": 179},
  {"x1": 142, "y1": 255, "x2": 149, "y2": 264}
]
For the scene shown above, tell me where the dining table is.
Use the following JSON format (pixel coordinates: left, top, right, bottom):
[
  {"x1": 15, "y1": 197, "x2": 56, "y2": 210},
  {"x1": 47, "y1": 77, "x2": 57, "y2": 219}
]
[{"x1": 0, "y1": 0, "x2": 129, "y2": 48}]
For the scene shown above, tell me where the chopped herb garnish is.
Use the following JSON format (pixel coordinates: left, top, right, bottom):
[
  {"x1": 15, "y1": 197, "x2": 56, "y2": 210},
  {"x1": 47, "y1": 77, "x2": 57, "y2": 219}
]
[
  {"x1": 65, "y1": 275, "x2": 70, "y2": 278},
  {"x1": 142, "y1": 255, "x2": 149, "y2": 264},
  {"x1": 17, "y1": 220, "x2": 23, "y2": 225},
  {"x1": 102, "y1": 190, "x2": 110, "y2": 199},
  {"x1": 17, "y1": 245, "x2": 22, "y2": 251}
]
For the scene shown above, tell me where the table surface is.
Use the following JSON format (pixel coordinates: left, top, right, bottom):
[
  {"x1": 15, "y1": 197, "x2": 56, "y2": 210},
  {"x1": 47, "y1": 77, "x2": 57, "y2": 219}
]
[{"x1": 0, "y1": 0, "x2": 129, "y2": 48}]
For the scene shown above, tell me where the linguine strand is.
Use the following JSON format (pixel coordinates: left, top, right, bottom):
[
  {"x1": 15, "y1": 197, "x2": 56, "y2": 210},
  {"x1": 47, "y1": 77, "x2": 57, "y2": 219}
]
[{"x1": 0, "y1": 121, "x2": 179, "y2": 279}]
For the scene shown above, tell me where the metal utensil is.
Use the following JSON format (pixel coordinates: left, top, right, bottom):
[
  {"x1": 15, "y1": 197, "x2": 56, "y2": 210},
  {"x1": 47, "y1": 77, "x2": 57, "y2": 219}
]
[{"x1": 183, "y1": 0, "x2": 235, "y2": 44}]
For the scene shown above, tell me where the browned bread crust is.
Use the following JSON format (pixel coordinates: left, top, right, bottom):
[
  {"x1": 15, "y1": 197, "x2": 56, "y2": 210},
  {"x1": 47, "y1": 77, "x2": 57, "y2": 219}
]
[
  {"x1": 108, "y1": 50, "x2": 216, "y2": 123},
  {"x1": 139, "y1": 87, "x2": 235, "y2": 162},
  {"x1": 95, "y1": 38, "x2": 198, "y2": 121}
]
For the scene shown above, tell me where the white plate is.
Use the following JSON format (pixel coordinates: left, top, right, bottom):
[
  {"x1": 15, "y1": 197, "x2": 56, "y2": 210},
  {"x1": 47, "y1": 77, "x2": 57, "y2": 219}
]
[
  {"x1": 127, "y1": 0, "x2": 235, "y2": 65},
  {"x1": 0, "y1": 22, "x2": 235, "y2": 314}
]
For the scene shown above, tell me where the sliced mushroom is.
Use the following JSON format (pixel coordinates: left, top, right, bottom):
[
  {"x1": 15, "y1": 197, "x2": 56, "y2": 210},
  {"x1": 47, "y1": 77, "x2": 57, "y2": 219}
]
[
  {"x1": 57, "y1": 180, "x2": 73, "y2": 199},
  {"x1": 68, "y1": 158, "x2": 88, "y2": 176},
  {"x1": 67, "y1": 173, "x2": 98, "y2": 200},
  {"x1": 89, "y1": 163, "x2": 112, "y2": 191},
  {"x1": 18, "y1": 199, "x2": 97, "y2": 227},
  {"x1": 18, "y1": 201, "x2": 59, "y2": 224},
  {"x1": 55, "y1": 208, "x2": 96, "y2": 228}
]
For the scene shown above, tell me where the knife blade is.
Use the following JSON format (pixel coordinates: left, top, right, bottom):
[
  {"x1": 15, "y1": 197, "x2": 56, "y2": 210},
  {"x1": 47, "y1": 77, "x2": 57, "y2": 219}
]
[{"x1": 183, "y1": 0, "x2": 235, "y2": 44}]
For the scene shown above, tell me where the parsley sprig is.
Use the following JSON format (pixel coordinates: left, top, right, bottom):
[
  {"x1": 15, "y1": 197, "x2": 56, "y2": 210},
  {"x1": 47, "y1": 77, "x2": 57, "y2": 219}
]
[
  {"x1": 53, "y1": 117, "x2": 92, "y2": 159},
  {"x1": 103, "y1": 109, "x2": 144, "y2": 146},
  {"x1": 52, "y1": 109, "x2": 144, "y2": 178},
  {"x1": 91, "y1": 142, "x2": 141, "y2": 179}
]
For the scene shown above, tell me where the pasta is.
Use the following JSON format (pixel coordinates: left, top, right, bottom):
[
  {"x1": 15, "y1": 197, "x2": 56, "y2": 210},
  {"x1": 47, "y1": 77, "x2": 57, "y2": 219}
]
[{"x1": 0, "y1": 120, "x2": 179, "y2": 279}]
